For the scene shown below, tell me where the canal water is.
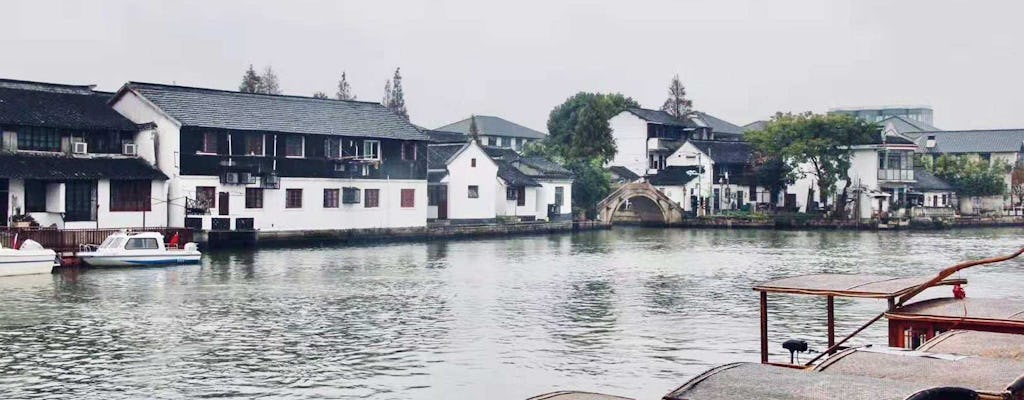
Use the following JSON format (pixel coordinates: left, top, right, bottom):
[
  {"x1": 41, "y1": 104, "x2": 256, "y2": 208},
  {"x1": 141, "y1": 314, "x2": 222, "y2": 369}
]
[{"x1": 1, "y1": 227, "x2": 1022, "y2": 399}]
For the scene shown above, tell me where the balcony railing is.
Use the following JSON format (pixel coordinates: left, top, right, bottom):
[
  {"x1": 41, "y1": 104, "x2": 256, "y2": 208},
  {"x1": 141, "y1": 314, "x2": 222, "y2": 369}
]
[{"x1": 878, "y1": 169, "x2": 914, "y2": 181}]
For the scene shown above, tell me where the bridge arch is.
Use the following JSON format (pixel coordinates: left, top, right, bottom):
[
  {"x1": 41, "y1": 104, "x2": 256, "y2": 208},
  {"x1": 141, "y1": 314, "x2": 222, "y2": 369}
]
[{"x1": 597, "y1": 182, "x2": 684, "y2": 225}]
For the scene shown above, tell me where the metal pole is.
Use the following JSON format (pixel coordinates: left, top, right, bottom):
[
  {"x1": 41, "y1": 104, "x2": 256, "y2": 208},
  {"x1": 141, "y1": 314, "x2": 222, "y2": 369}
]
[
  {"x1": 827, "y1": 295, "x2": 835, "y2": 354},
  {"x1": 760, "y1": 291, "x2": 768, "y2": 363}
]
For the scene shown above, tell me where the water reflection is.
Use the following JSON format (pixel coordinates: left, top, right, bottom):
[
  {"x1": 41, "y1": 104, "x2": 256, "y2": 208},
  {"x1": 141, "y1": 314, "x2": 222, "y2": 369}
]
[{"x1": 0, "y1": 227, "x2": 1021, "y2": 399}]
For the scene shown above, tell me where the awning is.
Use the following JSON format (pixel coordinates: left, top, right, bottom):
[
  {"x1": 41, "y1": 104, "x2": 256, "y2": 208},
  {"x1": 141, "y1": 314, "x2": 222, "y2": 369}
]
[{"x1": 753, "y1": 273, "x2": 966, "y2": 299}]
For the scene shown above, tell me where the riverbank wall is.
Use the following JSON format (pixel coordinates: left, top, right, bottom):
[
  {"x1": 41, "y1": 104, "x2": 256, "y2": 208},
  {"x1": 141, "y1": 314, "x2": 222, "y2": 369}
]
[
  {"x1": 200, "y1": 220, "x2": 610, "y2": 249},
  {"x1": 615, "y1": 216, "x2": 1024, "y2": 231}
]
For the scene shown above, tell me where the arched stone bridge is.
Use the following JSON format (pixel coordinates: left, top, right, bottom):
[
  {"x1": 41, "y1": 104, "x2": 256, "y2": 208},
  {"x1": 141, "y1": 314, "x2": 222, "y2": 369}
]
[{"x1": 597, "y1": 182, "x2": 685, "y2": 225}]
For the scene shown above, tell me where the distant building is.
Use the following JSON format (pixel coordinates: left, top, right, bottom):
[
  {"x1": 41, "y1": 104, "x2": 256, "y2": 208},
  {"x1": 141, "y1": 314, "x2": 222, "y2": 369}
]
[
  {"x1": 0, "y1": 79, "x2": 167, "y2": 229},
  {"x1": 662, "y1": 140, "x2": 773, "y2": 213},
  {"x1": 435, "y1": 115, "x2": 546, "y2": 151},
  {"x1": 110, "y1": 82, "x2": 430, "y2": 233},
  {"x1": 829, "y1": 105, "x2": 934, "y2": 125},
  {"x1": 909, "y1": 128, "x2": 1024, "y2": 210},
  {"x1": 608, "y1": 107, "x2": 745, "y2": 177}
]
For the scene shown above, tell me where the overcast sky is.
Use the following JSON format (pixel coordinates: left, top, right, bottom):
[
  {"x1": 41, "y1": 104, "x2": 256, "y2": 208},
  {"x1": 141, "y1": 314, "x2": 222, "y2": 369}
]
[{"x1": 3, "y1": 0, "x2": 1023, "y2": 132}]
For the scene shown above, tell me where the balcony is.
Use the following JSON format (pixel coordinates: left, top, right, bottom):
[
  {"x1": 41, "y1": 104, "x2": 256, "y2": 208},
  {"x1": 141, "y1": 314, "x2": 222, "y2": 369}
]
[{"x1": 878, "y1": 168, "x2": 914, "y2": 182}]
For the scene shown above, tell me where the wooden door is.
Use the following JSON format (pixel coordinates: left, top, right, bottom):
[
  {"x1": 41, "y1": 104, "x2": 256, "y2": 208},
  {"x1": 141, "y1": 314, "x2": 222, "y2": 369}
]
[
  {"x1": 437, "y1": 186, "x2": 448, "y2": 220},
  {"x1": 218, "y1": 192, "x2": 230, "y2": 216}
]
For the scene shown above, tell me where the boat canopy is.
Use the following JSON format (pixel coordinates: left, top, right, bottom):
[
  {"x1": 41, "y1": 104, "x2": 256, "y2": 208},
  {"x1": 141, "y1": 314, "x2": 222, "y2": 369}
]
[
  {"x1": 887, "y1": 297, "x2": 1024, "y2": 324},
  {"x1": 663, "y1": 362, "x2": 977, "y2": 400},
  {"x1": 753, "y1": 273, "x2": 966, "y2": 299},
  {"x1": 813, "y1": 347, "x2": 1024, "y2": 399},
  {"x1": 918, "y1": 330, "x2": 1024, "y2": 361}
]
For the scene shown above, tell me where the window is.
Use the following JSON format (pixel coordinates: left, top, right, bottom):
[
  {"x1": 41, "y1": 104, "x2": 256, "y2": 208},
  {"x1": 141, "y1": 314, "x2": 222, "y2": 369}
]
[
  {"x1": 364, "y1": 188, "x2": 380, "y2": 208},
  {"x1": 325, "y1": 137, "x2": 342, "y2": 159},
  {"x1": 468, "y1": 185, "x2": 479, "y2": 199},
  {"x1": 201, "y1": 132, "x2": 218, "y2": 154},
  {"x1": 401, "y1": 188, "x2": 415, "y2": 208},
  {"x1": 24, "y1": 180, "x2": 46, "y2": 212},
  {"x1": 245, "y1": 133, "x2": 264, "y2": 156},
  {"x1": 402, "y1": 142, "x2": 417, "y2": 161},
  {"x1": 496, "y1": 137, "x2": 504, "y2": 147},
  {"x1": 363, "y1": 140, "x2": 380, "y2": 160},
  {"x1": 125, "y1": 237, "x2": 160, "y2": 250},
  {"x1": 285, "y1": 188, "x2": 302, "y2": 208},
  {"x1": 18, "y1": 127, "x2": 61, "y2": 152},
  {"x1": 245, "y1": 188, "x2": 263, "y2": 208},
  {"x1": 471, "y1": 158, "x2": 477, "y2": 167},
  {"x1": 343, "y1": 187, "x2": 361, "y2": 204},
  {"x1": 196, "y1": 186, "x2": 216, "y2": 209},
  {"x1": 285, "y1": 136, "x2": 304, "y2": 157},
  {"x1": 110, "y1": 180, "x2": 152, "y2": 211},
  {"x1": 554, "y1": 187, "x2": 565, "y2": 208},
  {"x1": 323, "y1": 188, "x2": 340, "y2": 208},
  {"x1": 506, "y1": 186, "x2": 517, "y2": 200},
  {"x1": 65, "y1": 180, "x2": 97, "y2": 222}
]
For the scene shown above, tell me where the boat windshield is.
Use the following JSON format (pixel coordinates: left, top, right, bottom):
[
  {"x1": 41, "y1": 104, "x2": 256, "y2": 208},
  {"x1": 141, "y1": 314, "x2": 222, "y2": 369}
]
[{"x1": 100, "y1": 237, "x2": 127, "y2": 249}]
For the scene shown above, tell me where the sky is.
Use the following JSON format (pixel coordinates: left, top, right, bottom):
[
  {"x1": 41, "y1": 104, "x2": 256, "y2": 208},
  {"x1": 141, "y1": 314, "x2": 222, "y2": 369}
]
[{"x1": 2, "y1": 0, "x2": 1023, "y2": 133}]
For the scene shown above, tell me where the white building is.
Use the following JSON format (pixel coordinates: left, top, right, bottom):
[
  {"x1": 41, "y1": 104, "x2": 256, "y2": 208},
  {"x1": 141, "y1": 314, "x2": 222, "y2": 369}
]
[
  {"x1": 661, "y1": 140, "x2": 779, "y2": 213},
  {"x1": 487, "y1": 148, "x2": 574, "y2": 221},
  {"x1": 608, "y1": 108, "x2": 745, "y2": 177},
  {"x1": 109, "y1": 82, "x2": 430, "y2": 233},
  {"x1": 0, "y1": 79, "x2": 169, "y2": 229},
  {"x1": 426, "y1": 140, "x2": 500, "y2": 223},
  {"x1": 434, "y1": 115, "x2": 546, "y2": 151}
]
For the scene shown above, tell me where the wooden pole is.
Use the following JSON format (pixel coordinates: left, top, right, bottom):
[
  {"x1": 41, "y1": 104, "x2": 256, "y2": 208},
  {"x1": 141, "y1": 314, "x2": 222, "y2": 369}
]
[
  {"x1": 760, "y1": 291, "x2": 768, "y2": 363},
  {"x1": 827, "y1": 295, "x2": 835, "y2": 354}
]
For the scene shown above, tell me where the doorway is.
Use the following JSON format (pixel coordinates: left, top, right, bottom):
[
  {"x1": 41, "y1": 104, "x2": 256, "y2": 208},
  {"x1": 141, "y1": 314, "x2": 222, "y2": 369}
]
[
  {"x1": 218, "y1": 192, "x2": 230, "y2": 216},
  {"x1": 0, "y1": 179, "x2": 7, "y2": 227},
  {"x1": 437, "y1": 186, "x2": 448, "y2": 220}
]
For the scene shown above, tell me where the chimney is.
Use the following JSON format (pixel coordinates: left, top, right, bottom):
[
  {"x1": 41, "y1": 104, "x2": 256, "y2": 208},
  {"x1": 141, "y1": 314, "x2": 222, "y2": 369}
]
[{"x1": 925, "y1": 135, "x2": 936, "y2": 148}]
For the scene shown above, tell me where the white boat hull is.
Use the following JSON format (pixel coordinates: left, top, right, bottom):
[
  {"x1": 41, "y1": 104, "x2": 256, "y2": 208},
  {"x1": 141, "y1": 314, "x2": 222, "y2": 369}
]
[
  {"x1": 78, "y1": 251, "x2": 201, "y2": 267},
  {"x1": 0, "y1": 250, "x2": 57, "y2": 277}
]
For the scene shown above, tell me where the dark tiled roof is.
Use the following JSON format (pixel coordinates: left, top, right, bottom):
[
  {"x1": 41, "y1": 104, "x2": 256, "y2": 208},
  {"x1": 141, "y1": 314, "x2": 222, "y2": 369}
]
[
  {"x1": 483, "y1": 147, "x2": 573, "y2": 180},
  {"x1": 607, "y1": 166, "x2": 640, "y2": 181},
  {"x1": 742, "y1": 120, "x2": 768, "y2": 132},
  {"x1": 879, "y1": 115, "x2": 940, "y2": 134},
  {"x1": 426, "y1": 143, "x2": 465, "y2": 170},
  {"x1": 436, "y1": 115, "x2": 546, "y2": 139},
  {"x1": 120, "y1": 82, "x2": 428, "y2": 141},
  {"x1": 649, "y1": 166, "x2": 700, "y2": 186},
  {"x1": 692, "y1": 111, "x2": 744, "y2": 135},
  {"x1": 427, "y1": 170, "x2": 447, "y2": 183},
  {"x1": 912, "y1": 168, "x2": 954, "y2": 191},
  {"x1": 626, "y1": 108, "x2": 690, "y2": 127},
  {"x1": 426, "y1": 130, "x2": 467, "y2": 143},
  {"x1": 0, "y1": 79, "x2": 139, "y2": 131},
  {"x1": 495, "y1": 159, "x2": 541, "y2": 187},
  {"x1": 688, "y1": 140, "x2": 753, "y2": 165},
  {"x1": 911, "y1": 129, "x2": 1024, "y2": 153},
  {"x1": 0, "y1": 153, "x2": 167, "y2": 180}
]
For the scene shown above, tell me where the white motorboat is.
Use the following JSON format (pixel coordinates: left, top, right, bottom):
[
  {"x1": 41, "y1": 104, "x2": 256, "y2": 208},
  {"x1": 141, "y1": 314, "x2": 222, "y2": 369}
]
[
  {"x1": 0, "y1": 239, "x2": 58, "y2": 277},
  {"x1": 77, "y1": 231, "x2": 201, "y2": 267}
]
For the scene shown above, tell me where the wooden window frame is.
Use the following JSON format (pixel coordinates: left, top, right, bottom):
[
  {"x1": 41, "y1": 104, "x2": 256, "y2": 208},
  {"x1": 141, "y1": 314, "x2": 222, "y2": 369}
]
[
  {"x1": 401, "y1": 188, "x2": 415, "y2": 208},
  {"x1": 364, "y1": 188, "x2": 380, "y2": 208},
  {"x1": 285, "y1": 188, "x2": 303, "y2": 209},
  {"x1": 110, "y1": 180, "x2": 152, "y2": 212},
  {"x1": 285, "y1": 135, "x2": 305, "y2": 158},
  {"x1": 323, "y1": 188, "x2": 340, "y2": 208},
  {"x1": 245, "y1": 188, "x2": 264, "y2": 209}
]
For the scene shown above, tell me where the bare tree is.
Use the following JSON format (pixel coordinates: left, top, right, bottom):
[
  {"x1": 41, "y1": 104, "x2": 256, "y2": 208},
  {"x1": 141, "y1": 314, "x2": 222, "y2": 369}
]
[
  {"x1": 335, "y1": 71, "x2": 355, "y2": 100},
  {"x1": 661, "y1": 74, "x2": 693, "y2": 118}
]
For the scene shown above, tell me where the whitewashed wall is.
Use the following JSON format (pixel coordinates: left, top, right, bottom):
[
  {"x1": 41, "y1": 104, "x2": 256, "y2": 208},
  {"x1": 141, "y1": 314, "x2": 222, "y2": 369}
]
[
  {"x1": 180, "y1": 176, "x2": 426, "y2": 231},
  {"x1": 495, "y1": 180, "x2": 538, "y2": 218},
  {"x1": 608, "y1": 112, "x2": 649, "y2": 177},
  {"x1": 535, "y1": 179, "x2": 572, "y2": 220},
  {"x1": 443, "y1": 142, "x2": 498, "y2": 220}
]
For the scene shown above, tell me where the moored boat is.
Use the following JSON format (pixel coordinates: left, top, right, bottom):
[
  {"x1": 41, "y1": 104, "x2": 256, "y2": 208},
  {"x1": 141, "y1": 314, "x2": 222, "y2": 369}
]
[
  {"x1": 77, "y1": 231, "x2": 200, "y2": 267},
  {"x1": 0, "y1": 239, "x2": 57, "y2": 277}
]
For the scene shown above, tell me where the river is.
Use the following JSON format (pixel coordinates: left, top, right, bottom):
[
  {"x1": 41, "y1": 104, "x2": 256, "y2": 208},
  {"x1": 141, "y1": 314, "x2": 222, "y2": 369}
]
[{"x1": 0, "y1": 227, "x2": 1022, "y2": 399}]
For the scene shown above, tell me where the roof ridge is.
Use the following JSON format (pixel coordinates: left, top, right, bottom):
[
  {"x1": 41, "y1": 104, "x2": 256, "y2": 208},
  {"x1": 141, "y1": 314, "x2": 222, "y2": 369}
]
[
  {"x1": 917, "y1": 128, "x2": 1024, "y2": 133},
  {"x1": 0, "y1": 78, "x2": 95, "y2": 90},
  {"x1": 127, "y1": 81, "x2": 384, "y2": 106}
]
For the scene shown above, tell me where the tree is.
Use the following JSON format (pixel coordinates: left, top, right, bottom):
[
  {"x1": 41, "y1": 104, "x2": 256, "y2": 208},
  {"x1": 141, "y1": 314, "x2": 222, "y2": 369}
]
[
  {"x1": 382, "y1": 80, "x2": 392, "y2": 110},
  {"x1": 256, "y1": 65, "x2": 281, "y2": 94},
  {"x1": 661, "y1": 74, "x2": 693, "y2": 118},
  {"x1": 468, "y1": 115, "x2": 480, "y2": 140},
  {"x1": 546, "y1": 92, "x2": 639, "y2": 163},
  {"x1": 335, "y1": 71, "x2": 355, "y2": 100},
  {"x1": 927, "y1": 154, "x2": 1009, "y2": 197},
  {"x1": 1012, "y1": 167, "x2": 1024, "y2": 207},
  {"x1": 745, "y1": 112, "x2": 879, "y2": 215},
  {"x1": 749, "y1": 153, "x2": 794, "y2": 206},
  {"x1": 386, "y1": 67, "x2": 409, "y2": 121},
  {"x1": 239, "y1": 64, "x2": 261, "y2": 93},
  {"x1": 312, "y1": 91, "x2": 329, "y2": 99}
]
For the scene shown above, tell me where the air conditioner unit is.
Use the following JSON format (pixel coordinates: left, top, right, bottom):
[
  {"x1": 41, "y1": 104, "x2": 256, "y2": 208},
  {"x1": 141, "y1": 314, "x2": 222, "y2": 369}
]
[
  {"x1": 222, "y1": 172, "x2": 239, "y2": 184},
  {"x1": 73, "y1": 142, "x2": 88, "y2": 155},
  {"x1": 122, "y1": 143, "x2": 138, "y2": 156}
]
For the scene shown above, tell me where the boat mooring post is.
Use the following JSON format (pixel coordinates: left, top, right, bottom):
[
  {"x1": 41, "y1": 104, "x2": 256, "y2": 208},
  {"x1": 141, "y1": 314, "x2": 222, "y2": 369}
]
[
  {"x1": 760, "y1": 291, "x2": 768, "y2": 363},
  {"x1": 827, "y1": 295, "x2": 835, "y2": 354}
]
